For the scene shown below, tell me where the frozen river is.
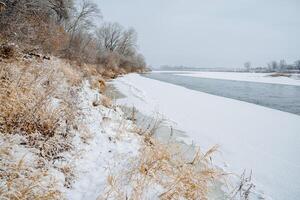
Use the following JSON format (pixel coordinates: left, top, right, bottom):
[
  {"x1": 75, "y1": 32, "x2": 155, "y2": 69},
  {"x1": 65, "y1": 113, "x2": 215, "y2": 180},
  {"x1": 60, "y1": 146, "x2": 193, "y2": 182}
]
[
  {"x1": 143, "y1": 72, "x2": 300, "y2": 115},
  {"x1": 114, "y1": 73, "x2": 300, "y2": 200}
]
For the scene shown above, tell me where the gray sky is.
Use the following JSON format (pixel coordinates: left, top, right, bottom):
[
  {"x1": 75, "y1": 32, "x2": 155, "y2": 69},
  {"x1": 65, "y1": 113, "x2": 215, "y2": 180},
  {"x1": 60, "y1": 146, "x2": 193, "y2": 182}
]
[{"x1": 97, "y1": 0, "x2": 300, "y2": 68}]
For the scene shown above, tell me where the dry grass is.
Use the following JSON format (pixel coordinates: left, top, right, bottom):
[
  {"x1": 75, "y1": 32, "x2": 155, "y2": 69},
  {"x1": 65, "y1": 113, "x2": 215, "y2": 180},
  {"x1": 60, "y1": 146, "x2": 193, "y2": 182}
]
[
  {"x1": 80, "y1": 127, "x2": 94, "y2": 144},
  {"x1": 229, "y1": 170, "x2": 255, "y2": 200},
  {"x1": 101, "y1": 69, "x2": 118, "y2": 79},
  {"x1": 59, "y1": 60, "x2": 83, "y2": 86},
  {"x1": 92, "y1": 93, "x2": 112, "y2": 108},
  {"x1": 79, "y1": 63, "x2": 99, "y2": 77},
  {"x1": 268, "y1": 73, "x2": 291, "y2": 77},
  {"x1": 90, "y1": 77, "x2": 107, "y2": 94},
  {"x1": 101, "y1": 96, "x2": 113, "y2": 108},
  {"x1": 98, "y1": 78, "x2": 107, "y2": 93},
  {"x1": 101, "y1": 133, "x2": 223, "y2": 200},
  {"x1": 0, "y1": 53, "x2": 81, "y2": 198},
  {"x1": 58, "y1": 163, "x2": 76, "y2": 189},
  {"x1": 100, "y1": 108, "x2": 223, "y2": 199},
  {"x1": 0, "y1": 45, "x2": 228, "y2": 199},
  {"x1": 0, "y1": 64, "x2": 59, "y2": 136},
  {"x1": 0, "y1": 139, "x2": 62, "y2": 200},
  {"x1": 0, "y1": 60, "x2": 77, "y2": 160}
]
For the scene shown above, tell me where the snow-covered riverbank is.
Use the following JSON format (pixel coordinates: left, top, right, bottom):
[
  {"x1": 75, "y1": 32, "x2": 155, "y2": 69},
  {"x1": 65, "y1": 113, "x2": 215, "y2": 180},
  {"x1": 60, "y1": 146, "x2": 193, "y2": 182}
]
[
  {"x1": 113, "y1": 73, "x2": 300, "y2": 200},
  {"x1": 156, "y1": 71, "x2": 300, "y2": 86},
  {"x1": 1, "y1": 57, "x2": 228, "y2": 200},
  {"x1": 0, "y1": 57, "x2": 144, "y2": 200},
  {"x1": 65, "y1": 81, "x2": 141, "y2": 199}
]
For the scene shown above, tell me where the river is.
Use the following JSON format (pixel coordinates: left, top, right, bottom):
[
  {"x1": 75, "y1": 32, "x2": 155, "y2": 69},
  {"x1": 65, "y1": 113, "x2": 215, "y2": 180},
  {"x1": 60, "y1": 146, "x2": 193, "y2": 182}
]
[{"x1": 143, "y1": 72, "x2": 300, "y2": 115}]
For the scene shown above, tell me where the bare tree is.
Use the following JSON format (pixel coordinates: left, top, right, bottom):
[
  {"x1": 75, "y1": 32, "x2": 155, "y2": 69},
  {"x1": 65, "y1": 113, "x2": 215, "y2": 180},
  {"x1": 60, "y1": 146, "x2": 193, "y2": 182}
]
[
  {"x1": 0, "y1": 0, "x2": 146, "y2": 71},
  {"x1": 279, "y1": 59, "x2": 287, "y2": 72},
  {"x1": 46, "y1": 0, "x2": 73, "y2": 23},
  {"x1": 66, "y1": 0, "x2": 100, "y2": 37},
  {"x1": 117, "y1": 28, "x2": 137, "y2": 56},
  {"x1": 64, "y1": 0, "x2": 101, "y2": 60},
  {"x1": 0, "y1": 0, "x2": 73, "y2": 42},
  {"x1": 96, "y1": 23, "x2": 139, "y2": 56},
  {"x1": 244, "y1": 62, "x2": 251, "y2": 72},
  {"x1": 71, "y1": 30, "x2": 98, "y2": 63},
  {"x1": 95, "y1": 22, "x2": 123, "y2": 52},
  {"x1": 271, "y1": 61, "x2": 278, "y2": 71},
  {"x1": 294, "y1": 60, "x2": 300, "y2": 71},
  {"x1": 95, "y1": 22, "x2": 145, "y2": 72}
]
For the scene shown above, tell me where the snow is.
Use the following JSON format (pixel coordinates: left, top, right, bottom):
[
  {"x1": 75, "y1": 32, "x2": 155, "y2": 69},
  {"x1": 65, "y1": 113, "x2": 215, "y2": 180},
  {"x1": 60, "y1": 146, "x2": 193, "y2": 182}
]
[
  {"x1": 1, "y1": 57, "x2": 146, "y2": 200},
  {"x1": 64, "y1": 81, "x2": 141, "y2": 200},
  {"x1": 168, "y1": 71, "x2": 300, "y2": 86},
  {"x1": 113, "y1": 73, "x2": 300, "y2": 200}
]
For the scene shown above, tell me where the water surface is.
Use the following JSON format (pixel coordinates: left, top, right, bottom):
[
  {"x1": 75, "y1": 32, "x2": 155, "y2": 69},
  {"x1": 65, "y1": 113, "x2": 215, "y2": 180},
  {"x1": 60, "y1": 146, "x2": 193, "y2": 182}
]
[{"x1": 143, "y1": 72, "x2": 300, "y2": 115}]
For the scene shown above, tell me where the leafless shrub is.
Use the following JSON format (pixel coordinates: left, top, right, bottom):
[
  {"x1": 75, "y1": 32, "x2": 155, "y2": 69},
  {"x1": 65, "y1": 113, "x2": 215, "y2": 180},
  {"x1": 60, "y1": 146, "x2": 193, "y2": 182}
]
[
  {"x1": 0, "y1": 0, "x2": 71, "y2": 53},
  {"x1": 101, "y1": 68, "x2": 119, "y2": 79},
  {"x1": 64, "y1": 0, "x2": 101, "y2": 62},
  {"x1": 97, "y1": 52, "x2": 121, "y2": 71},
  {"x1": 0, "y1": 0, "x2": 147, "y2": 73},
  {"x1": 95, "y1": 23, "x2": 147, "y2": 74}
]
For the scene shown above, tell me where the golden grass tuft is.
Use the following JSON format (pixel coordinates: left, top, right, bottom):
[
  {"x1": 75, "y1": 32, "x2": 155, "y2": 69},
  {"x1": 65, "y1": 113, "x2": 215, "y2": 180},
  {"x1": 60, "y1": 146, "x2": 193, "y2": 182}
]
[
  {"x1": 90, "y1": 77, "x2": 107, "y2": 94},
  {"x1": 0, "y1": 61, "x2": 77, "y2": 160},
  {"x1": 60, "y1": 60, "x2": 83, "y2": 86},
  {"x1": 0, "y1": 63, "x2": 60, "y2": 136},
  {"x1": 0, "y1": 139, "x2": 62, "y2": 200},
  {"x1": 101, "y1": 69, "x2": 118, "y2": 79},
  {"x1": 102, "y1": 133, "x2": 223, "y2": 200},
  {"x1": 80, "y1": 129, "x2": 94, "y2": 144},
  {"x1": 98, "y1": 78, "x2": 107, "y2": 93},
  {"x1": 101, "y1": 96, "x2": 112, "y2": 108}
]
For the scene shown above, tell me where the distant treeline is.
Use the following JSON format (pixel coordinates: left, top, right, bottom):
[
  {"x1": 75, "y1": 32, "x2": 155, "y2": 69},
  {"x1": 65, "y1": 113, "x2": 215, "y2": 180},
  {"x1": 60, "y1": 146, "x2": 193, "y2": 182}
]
[
  {"x1": 159, "y1": 60, "x2": 300, "y2": 73},
  {"x1": 158, "y1": 65, "x2": 232, "y2": 72},
  {"x1": 0, "y1": 0, "x2": 146, "y2": 73},
  {"x1": 244, "y1": 60, "x2": 300, "y2": 73}
]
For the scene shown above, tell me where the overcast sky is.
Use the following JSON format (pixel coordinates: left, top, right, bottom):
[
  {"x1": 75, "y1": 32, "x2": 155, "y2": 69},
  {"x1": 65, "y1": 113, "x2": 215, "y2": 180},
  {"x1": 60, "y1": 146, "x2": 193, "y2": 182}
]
[{"x1": 97, "y1": 0, "x2": 300, "y2": 68}]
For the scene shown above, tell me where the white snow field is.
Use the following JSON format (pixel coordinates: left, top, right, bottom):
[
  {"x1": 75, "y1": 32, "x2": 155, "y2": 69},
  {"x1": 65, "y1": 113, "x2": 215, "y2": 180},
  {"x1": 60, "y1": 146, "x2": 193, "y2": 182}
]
[
  {"x1": 113, "y1": 73, "x2": 300, "y2": 200},
  {"x1": 64, "y1": 81, "x2": 141, "y2": 200},
  {"x1": 168, "y1": 71, "x2": 300, "y2": 86}
]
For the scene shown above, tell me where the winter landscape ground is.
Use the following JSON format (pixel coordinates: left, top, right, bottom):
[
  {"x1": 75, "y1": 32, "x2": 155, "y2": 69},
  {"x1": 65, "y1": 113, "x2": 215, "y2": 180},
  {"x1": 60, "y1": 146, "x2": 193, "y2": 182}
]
[
  {"x1": 1, "y1": 54, "x2": 299, "y2": 199},
  {"x1": 113, "y1": 73, "x2": 300, "y2": 200},
  {"x1": 1, "y1": 1, "x2": 300, "y2": 200},
  {"x1": 0, "y1": 53, "x2": 225, "y2": 199}
]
